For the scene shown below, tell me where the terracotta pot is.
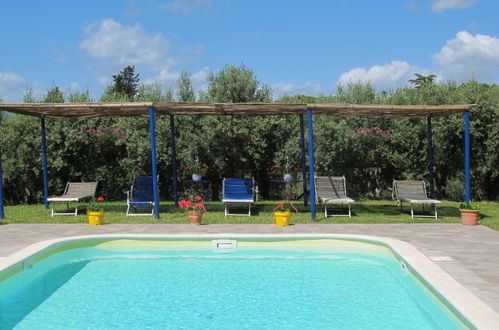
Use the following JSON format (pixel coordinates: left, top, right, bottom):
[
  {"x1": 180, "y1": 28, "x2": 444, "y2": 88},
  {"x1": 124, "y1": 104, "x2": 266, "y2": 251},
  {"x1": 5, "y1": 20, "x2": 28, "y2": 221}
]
[
  {"x1": 460, "y1": 209, "x2": 479, "y2": 226},
  {"x1": 187, "y1": 210, "x2": 203, "y2": 225}
]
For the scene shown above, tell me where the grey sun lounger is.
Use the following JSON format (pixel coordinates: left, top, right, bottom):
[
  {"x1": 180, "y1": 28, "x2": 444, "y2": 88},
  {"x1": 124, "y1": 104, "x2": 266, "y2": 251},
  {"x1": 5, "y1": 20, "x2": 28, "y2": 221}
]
[
  {"x1": 47, "y1": 181, "x2": 98, "y2": 216},
  {"x1": 315, "y1": 176, "x2": 354, "y2": 218},
  {"x1": 392, "y1": 180, "x2": 441, "y2": 219}
]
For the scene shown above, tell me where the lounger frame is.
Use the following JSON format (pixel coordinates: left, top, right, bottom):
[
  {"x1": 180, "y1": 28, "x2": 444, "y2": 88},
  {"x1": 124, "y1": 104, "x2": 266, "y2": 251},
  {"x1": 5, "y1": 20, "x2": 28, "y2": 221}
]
[
  {"x1": 126, "y1": 176, "x2": 155, "y2": 216},
  {"x1": 315, "y1": 176, "x2": 354, "y2": 218},
  {"x1": 222, "y1": 178, "x2": 254, "y2": 217},
  {"x1": 392, "y1": 180, "x2": 441, "y2": 219},
  {"x1": 47, "y1": 181, "x2": 98, "y2": 216}
]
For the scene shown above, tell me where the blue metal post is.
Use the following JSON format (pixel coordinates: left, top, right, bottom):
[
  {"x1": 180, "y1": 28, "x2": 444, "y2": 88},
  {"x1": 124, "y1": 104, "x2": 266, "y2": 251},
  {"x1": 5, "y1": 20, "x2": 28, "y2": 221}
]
[
  {"x1": 0, "y1": 150, "x2": 4, "y2": 219},
  {"x1": 299, "y1": 115, "x2": 308, "y2": 206},
  {"x1": 464, "y1": 110, "x2": 471, "y2": 203},
  {"x1": 307, "y1": 109, "x2": 316, "y2": 220},
  {"x1": 149, "y1": 107, "x2": 160, "y2": 218},
  {"x1": 427, "y1": 117, "x2": 435, "y2": 199},
  {"x1": 170, "y1": 115, "x2": 179, "y2": 207},
  {"x1": 40, "y1": 117, "x2": 49, "y2": 209}
]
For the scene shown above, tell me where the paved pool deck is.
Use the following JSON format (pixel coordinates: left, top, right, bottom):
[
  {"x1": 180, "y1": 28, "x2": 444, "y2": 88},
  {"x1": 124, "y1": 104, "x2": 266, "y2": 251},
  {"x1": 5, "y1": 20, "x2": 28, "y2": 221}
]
[{"x1": 0, "y1": 223, "x2": 498, "y2": 315}]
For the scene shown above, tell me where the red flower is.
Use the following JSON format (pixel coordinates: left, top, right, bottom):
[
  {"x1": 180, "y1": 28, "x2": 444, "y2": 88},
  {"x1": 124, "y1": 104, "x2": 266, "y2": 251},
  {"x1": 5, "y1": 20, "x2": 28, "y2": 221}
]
[
  {"x1": 97, "y1": 196, "x2": 104, "y2": 202},
  {"x1": 278, "y1": 203, "x2": 284, "y2": 208},
  {"x1": 194, "y1": 196, "x2": 202, "y2": 200}
]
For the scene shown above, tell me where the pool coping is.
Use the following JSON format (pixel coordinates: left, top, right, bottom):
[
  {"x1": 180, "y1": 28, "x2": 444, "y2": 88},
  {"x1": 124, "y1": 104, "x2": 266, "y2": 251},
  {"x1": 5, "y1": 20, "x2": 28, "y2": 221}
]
[{"x1": 1, "y1": 233, "x2": 498, "y2": 329}]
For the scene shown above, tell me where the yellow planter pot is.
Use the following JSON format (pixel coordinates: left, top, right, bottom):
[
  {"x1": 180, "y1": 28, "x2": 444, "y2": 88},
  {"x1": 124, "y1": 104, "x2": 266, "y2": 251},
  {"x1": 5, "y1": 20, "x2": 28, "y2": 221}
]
[
  {"x1": 274, "y1": 211, "x2": 291, "y2": 226},
  {"x1": 87, "y1": 211, "x2": 104, "y2": 225}
]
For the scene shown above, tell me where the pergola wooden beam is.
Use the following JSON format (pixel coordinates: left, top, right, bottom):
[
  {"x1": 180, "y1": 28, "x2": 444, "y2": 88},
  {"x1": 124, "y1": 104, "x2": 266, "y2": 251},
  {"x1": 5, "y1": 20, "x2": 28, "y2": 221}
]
[{"x1": 0, "y1": 102, "x2": 475, "y2": 118}]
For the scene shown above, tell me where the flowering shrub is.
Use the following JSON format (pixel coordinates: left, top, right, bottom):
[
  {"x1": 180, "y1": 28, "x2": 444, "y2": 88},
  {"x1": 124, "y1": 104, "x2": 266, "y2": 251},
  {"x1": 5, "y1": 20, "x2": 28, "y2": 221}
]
[
  {"x1": 76, "y1": 126, "x2": 129, "y2": 147},
  {"x1": 350, "y1": 126, "x2": 391, "y2": 139},
  {"x1": 87, "y1": 196, "x2": 105, "y2": 212},
  {"x1": 180, "y1": 196, "x2": 207, "y2": 213}
]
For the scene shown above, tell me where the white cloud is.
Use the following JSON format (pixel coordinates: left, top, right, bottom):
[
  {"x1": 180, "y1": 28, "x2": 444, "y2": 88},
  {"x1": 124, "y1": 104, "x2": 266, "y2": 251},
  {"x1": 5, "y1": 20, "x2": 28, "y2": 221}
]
[
  {"x1": 433, "y1": 31, "x2": 499, "y2": 81},
  {"x1": 338, "y1": 61, "x2": 425, "y2": 91},
  {"x1": 191, "y1": 66, "x2": 210, "y2": 84},
  {"x1": 271, "y1": 81, "x2": 323, "y2": 97},
  {"x1": 0, "y1": 72, "x2": 27, "y2": 102},
  {"x1": 430, "y1": 0, "x2": 478, "y2": 13},
  {"x1": 144, "y1": 66, "x2": 210, "y2": 89},
  {"x1": 98, "y1": 76, "x2": 111, "y2": 86},
  {"x1": 80, "y1": 18, "x2": 173, "y2": 70},
  {"x1": 67, "y1": 82, "x2": 80, "y2": 90},
  {"x1": 158, "y1": 0, "x2": 212, "y2": 16}
]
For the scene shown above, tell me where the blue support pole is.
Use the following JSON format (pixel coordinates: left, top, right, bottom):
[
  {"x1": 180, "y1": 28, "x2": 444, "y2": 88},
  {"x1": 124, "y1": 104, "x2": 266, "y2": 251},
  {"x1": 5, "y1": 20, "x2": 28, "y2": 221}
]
[
  {"x1": 299, "y1": 115, "x2": 308, "y2": 206},
  {"x1": 170, "y1": 115, "x2": 179, "y2": 207},
  {"x1": 307, "y1": 109, "x2": 316, "y2": 220},
  {"x1": 149, "y1": 107, "x2": 160, "y2": 219},
  {"x1": 464, "y1": 110, "x2": 471, "y2": 203},
  {"x1": 427, "y1": 117, "x2": 435, "y2": 199},
  {"x1": 0, "y1": 150, "x2": 4, "y2": 219},
  {"x1": 40, "y1": 117, "x2": 49, "y2": 209}
]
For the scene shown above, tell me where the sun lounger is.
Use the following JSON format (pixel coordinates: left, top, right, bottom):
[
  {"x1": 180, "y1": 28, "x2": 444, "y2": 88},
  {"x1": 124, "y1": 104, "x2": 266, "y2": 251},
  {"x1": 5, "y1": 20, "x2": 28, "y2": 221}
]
[
  {"x1": 392, "y1": 180, "x2": 441, "y2": 219},
  {"x1": 222, "y1": 178, "x2": 254, "y2": 216},
  {"x1": 47, "y1": 181, "x2": 98, "y2": 216},
  {"x1": 315, "y1": 176, "x2": 354, "y2": 217},
  {"x1": 126, "y1": 176, "x2": 155, "y2": 216}
]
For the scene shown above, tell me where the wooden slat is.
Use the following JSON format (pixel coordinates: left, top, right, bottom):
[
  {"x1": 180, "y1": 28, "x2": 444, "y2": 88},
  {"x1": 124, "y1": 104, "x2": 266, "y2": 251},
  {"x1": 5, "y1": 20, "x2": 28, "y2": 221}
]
[{"x1": 0, "y1": 102, "x2": 476, "y2": 118}]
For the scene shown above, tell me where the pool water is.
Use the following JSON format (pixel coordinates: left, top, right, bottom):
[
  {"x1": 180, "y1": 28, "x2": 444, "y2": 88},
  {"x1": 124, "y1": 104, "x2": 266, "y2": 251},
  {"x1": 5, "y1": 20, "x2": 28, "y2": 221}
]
[{"x1": 0, "y1": 239, "x2": 467, "y2": 329}]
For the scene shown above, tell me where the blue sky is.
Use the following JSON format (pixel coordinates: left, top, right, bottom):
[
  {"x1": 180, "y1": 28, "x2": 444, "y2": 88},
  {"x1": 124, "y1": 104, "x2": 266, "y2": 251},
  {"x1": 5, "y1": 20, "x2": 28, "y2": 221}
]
[{"x1": 0, "y1": 0, "x2": 498, "y2": 102}]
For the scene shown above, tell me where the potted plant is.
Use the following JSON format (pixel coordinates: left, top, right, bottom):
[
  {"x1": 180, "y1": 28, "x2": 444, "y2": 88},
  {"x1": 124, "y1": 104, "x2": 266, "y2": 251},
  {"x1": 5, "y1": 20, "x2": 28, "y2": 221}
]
[
  {"x1": 268, "y1": 164, "x2": 300, "y2": 182},
  {"x1": 459, "y1": 200, "x2": 480, "y2": 226},
  {"x1": 183, "y1": 157, "x2": 209, "y2": 181},
  {"x1": 180, "y1": 196, "x2": 207, "y2": 224},
  {"x1": 87, "y1": 196, "x2": 105, "y2": 225},
  {"x1": 272, "y1": 202, "x2": 298, "y2": 226}
]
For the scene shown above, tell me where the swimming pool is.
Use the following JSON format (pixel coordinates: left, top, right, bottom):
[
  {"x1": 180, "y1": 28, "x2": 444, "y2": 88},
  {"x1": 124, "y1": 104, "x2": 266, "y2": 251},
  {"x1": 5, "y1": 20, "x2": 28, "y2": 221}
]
[{"x1": 0, "y1": 235, "x2": 494, "y2": 329}]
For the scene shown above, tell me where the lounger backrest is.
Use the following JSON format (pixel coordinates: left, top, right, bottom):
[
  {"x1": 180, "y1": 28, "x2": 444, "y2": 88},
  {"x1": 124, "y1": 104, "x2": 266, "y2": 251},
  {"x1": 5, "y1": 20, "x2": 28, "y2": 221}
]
[
  {"x1": 223, "y1": 178, "x2": 254, "y2": 200},
  {"x1": 315, "y1": 176, "x2": 348, "y2": 200},
  {"x1": 132, "y1": 176, "x2": 154, "y2": 202},
  {"x1": 63, "y1": 182, "x2": 98, "y2": 199},
  {"x1": 393, "y1": 180, "x2": 428, "y2": 200}
]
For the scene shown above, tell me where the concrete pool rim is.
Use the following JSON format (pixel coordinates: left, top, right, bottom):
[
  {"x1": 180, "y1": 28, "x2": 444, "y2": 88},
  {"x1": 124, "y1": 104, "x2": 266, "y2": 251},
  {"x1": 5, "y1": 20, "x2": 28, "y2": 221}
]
[{"x1": 0, "y1": 233, "x2": 498, "y2": 329}]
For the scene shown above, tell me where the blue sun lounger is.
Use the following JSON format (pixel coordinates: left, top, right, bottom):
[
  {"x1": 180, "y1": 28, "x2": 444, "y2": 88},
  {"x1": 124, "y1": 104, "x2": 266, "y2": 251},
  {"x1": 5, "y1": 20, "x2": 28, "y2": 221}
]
[
  {"x1": 222, "y1": 178, "x2": 254, "y2": 216},
  {"x1": 126, "y1": 176, "x2": 155, "y2": 216}
]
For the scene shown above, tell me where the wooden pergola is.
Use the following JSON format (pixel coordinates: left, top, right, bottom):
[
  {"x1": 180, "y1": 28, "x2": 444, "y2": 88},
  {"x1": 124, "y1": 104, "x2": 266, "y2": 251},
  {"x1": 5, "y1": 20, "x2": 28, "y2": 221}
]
[{"x1": 0, "y1": 102, "x2": 475, "y2": 219}]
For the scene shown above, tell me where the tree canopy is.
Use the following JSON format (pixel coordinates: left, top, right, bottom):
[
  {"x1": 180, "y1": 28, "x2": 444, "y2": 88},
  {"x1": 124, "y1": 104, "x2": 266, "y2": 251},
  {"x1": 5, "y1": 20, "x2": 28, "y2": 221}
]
[{"x1": 112, "y1": 65, "x2": 140, "y2": 98}]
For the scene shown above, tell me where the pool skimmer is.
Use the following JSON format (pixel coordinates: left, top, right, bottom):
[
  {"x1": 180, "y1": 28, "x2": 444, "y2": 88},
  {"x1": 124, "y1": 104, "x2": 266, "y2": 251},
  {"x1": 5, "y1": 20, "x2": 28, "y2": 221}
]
[{"x1": 212, "y1": 239, "x2": 238, "y2": 253}]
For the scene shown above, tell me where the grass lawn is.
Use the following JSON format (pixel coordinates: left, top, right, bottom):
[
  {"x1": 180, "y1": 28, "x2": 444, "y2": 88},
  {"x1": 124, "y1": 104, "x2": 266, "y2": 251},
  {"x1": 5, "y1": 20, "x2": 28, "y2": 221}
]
[{"x1": 1, "y1": 200, "x2": 498, "y2": 231}]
